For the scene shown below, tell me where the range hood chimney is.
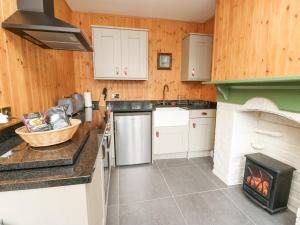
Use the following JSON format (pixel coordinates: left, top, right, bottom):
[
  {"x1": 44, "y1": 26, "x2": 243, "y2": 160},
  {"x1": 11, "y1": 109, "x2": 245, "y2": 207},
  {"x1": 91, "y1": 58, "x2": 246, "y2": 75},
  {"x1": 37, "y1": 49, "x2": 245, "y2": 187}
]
[{"x1": 1, "y1": 0, "x2": 93, "y2": 51}]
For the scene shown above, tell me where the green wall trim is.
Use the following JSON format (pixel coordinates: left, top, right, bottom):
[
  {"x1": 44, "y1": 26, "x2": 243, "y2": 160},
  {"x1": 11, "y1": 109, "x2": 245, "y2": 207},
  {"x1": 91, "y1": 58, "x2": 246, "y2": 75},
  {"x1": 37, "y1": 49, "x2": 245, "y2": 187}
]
[
  {"x1": 204, "y1": 75, "x2": 300, "y2": 85},
  {"x1": 205, "y1": 76, "x2": 300, "y2": 113}
]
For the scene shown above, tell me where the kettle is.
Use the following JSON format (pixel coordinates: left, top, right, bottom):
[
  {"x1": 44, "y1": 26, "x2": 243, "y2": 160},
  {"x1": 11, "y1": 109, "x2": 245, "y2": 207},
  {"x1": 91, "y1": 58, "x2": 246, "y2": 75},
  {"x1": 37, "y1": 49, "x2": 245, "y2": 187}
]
[{"x1": 71, "y1": 93, "x2": 84, "y2": 112}]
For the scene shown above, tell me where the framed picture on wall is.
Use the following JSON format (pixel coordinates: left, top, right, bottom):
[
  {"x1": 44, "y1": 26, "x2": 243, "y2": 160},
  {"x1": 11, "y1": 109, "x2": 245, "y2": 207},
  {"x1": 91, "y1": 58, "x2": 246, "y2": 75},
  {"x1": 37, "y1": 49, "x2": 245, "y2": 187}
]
[{"x1": 157, "y1": 53, "x2": 172, "y2": 70}]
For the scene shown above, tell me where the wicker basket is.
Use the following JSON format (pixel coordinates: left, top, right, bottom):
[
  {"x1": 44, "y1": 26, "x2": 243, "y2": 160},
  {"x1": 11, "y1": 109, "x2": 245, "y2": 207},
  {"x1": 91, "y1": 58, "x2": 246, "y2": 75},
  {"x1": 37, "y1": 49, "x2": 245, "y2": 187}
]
[{"x1": 15, "y1": 119, "x2": 82, "y2": 147}]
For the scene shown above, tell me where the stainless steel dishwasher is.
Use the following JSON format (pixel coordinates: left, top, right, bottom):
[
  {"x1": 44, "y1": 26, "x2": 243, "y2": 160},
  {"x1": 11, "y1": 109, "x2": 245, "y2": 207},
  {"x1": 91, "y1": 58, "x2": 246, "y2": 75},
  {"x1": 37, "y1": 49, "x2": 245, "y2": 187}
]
[{"x1": 114, "y1": 112, "x2": 152, "y2": 166}]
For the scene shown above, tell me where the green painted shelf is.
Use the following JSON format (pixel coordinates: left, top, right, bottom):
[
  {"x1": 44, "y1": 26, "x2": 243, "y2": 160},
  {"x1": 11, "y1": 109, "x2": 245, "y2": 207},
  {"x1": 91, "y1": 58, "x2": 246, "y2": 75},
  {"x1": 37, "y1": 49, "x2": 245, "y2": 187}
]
[
  {"x1": 203, "y1": 75, "x2": 300, "y2": 84},
  {"x1": 204, "y1": 75, "x2": 300, "y2": 113}
]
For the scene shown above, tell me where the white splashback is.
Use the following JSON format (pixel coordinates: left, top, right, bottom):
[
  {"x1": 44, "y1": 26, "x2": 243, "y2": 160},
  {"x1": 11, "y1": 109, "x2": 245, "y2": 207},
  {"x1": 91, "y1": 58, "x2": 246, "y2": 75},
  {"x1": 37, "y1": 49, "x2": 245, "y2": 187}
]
[{"x1": 153, "y1": 107, "x2": 189, "y2": 127}]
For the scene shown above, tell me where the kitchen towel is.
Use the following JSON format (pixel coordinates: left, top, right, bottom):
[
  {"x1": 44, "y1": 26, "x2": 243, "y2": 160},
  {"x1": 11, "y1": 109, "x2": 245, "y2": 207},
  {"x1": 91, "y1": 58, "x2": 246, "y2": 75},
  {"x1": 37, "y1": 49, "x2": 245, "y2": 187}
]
[
  {"x1": 84, "y1": 92, "x2": 92, "y2": 107},
  {"x1": 85, "y1": 107, "x2": 93, "y2": 121}
]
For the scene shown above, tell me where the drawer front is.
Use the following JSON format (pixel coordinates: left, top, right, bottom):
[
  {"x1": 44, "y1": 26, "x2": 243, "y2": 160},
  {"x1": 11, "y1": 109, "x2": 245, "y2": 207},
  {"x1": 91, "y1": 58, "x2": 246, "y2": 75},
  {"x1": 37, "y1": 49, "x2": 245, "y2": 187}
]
[{"x1": 189, "y1": 109, "x2": 216, "y2": 118}]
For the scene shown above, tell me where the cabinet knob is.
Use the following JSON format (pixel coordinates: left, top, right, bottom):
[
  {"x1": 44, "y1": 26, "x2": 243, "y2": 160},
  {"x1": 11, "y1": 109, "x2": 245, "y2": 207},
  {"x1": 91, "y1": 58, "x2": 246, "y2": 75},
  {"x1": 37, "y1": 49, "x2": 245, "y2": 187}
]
[
  {"x1": 156, "y1": 131, "x2": 159, "y2": 138},
  {"x1": 201, "y1": 112, "x2": 207, "y2": 116},
  {"x1": 124, "y1": 67, "x2": 128, "y2": 76},
  {"x1": 116, "y1": 67, "x2": 119, "y2": 75},
  {"x1": 193, "y1": 123, "x2": 196, "y2": 128}
]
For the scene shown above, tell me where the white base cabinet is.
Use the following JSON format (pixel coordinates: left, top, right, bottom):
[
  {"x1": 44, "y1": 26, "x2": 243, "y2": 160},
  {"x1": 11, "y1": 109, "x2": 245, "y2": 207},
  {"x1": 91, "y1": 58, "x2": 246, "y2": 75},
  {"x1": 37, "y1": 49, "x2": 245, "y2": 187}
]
[
  {"x1": 188, "y1": 109, "x2": 216, "y2": 157},
  {"x1": 0, "y1": 152, "x2": 105, "y2": 225},
  {"x1": 153, "y1": 126, "x2": 188, "y2": 155},
  {"x1": 189, "y1": 118, "x2": 215, "y2": 152},
  {"x1": 152, "y1": 107, "x2": 216, "y2": 159},
  {"x1": 152, "y1": 107, "x2": 189, "y2": 158}
]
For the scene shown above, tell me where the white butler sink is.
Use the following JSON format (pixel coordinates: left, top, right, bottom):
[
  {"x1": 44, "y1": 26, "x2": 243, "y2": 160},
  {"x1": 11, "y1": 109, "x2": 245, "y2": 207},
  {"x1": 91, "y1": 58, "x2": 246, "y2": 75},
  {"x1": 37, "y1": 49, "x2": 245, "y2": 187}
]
[{"x1": 153, "y1": 107, "x2": 189, "y2": 127}]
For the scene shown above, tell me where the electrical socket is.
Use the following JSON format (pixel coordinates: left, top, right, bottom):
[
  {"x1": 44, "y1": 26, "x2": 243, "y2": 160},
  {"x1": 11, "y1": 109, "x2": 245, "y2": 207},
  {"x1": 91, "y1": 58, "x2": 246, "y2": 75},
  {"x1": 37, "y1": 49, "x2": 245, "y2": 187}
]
[
  {"x1": 0, "y1": 107, "x2": 11, "y2": 116},
  {"x1": 111, "y1": 93, "x2": 120, "y2": 99}
]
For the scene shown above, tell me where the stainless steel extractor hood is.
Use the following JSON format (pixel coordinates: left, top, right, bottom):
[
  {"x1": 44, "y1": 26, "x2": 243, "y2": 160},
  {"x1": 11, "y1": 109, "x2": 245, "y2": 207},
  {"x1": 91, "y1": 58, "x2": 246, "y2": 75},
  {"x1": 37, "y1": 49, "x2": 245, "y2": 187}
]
[{"x1": 1, "y1": 0, "x2": 93, "y2": 51}]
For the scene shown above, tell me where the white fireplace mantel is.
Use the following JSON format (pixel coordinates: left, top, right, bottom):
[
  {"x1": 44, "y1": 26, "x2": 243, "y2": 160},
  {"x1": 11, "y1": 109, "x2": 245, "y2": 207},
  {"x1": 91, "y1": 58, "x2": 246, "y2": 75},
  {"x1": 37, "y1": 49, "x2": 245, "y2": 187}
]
[{"x1": 213, "y1": 97, "x2": 300, "y2": 220}]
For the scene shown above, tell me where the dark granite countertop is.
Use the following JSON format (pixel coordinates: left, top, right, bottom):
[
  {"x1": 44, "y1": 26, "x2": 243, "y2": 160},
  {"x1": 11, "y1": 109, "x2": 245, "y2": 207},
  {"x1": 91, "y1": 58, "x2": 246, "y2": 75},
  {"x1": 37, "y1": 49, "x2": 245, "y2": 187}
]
[
  {"x1": 0, "y1": 108, "x2": 107, "y2": 192},
  {"x1": 106, "y1": 100, "x2": 217, "y2": 112}
]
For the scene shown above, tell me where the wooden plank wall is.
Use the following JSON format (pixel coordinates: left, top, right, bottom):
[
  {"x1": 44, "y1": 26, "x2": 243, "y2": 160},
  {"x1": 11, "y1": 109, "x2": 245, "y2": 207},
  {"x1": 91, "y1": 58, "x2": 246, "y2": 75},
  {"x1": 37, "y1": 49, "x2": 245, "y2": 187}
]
[
  {"x1": 72, "y1": 12, "x2": 216, "y2": 101},
  {"x1": 0, "y1": 0, "x2": 75, "y2": 116},
  {"x1": 212, "y1": 0, "x2": 300, "y2": 80}
]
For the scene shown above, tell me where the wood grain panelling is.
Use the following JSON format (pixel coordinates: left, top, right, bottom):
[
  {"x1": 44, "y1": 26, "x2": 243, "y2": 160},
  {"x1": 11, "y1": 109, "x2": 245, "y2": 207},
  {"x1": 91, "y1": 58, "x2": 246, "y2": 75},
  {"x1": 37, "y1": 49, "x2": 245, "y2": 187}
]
[
  {"x1": 72, "y1": 12, "x2": 216, "y2": 101},
  {"x1": 203, "y1": 17, "x2": 215, "y2": 34},
  {"x1": 212, "y1": 0, "x2": 300, "y2": 80},
  {"x1": 0, "y1": 0, "x2": 75, "y2": 116}
]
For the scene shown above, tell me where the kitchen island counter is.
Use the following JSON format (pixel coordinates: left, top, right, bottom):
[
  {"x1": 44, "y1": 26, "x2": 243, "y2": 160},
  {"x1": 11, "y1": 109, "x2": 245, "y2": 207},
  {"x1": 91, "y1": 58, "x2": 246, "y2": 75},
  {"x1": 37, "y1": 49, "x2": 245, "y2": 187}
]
[{"x1": 0, "y1": 108, "x2": 107, "y2": 192}]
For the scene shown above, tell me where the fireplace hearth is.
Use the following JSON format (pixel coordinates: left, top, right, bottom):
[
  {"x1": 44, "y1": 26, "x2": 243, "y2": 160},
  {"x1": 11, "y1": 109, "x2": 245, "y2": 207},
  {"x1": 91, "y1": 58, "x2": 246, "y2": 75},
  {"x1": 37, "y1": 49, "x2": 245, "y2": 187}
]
[{"x1": 243, "y1": 153, "x2": 295, "y2": 214}]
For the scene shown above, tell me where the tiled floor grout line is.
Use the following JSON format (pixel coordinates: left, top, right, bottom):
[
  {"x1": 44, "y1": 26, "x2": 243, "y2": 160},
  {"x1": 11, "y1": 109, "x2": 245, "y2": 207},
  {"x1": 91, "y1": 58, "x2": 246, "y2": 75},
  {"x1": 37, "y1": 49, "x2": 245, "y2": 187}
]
[
  {"x1": 110, "y1": 186, "x2": 230, "y2": 208},
  {"x1": 188, "y1": 159, "x2": 256, "y2": 225},
  {"x1": 189, "y1": 158, "x2": 229, "y2": 189},
  {"x1": 156, "y1": 163, "x2": 189, "y2": 225},
  {"x1": 221, "y1": 189, "x2": 257, "y2": 225},
  {"x1": 174, "y1": 187, "x2": 229, "y2": 198},
  {"x1": 114, "y1": 196, "x2": 174, "y2": 207}
]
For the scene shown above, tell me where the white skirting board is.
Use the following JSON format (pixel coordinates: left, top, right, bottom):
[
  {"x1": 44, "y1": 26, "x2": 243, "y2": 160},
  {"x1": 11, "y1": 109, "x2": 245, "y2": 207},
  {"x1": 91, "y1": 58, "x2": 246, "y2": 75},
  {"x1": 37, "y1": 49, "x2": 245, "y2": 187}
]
[
  {"x1": 153, "y1": 152, "x2": 188, "y2": 160},
  {"x1": 153, "y1": 151, "x2": 212, "y2": 160},
  {"x1": 297, "y1": 208, "x2": 300, "y2": 225},
  {"x1": 188, "y1": 150, "x2": 211, "y2": 159}
]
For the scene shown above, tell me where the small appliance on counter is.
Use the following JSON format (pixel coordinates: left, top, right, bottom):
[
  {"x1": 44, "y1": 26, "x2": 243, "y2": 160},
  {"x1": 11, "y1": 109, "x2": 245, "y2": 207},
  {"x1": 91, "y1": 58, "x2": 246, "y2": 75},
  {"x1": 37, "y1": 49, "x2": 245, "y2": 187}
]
[
  {"x1": 0, "y1": 113, "x2": 8, "y2": 124},
  {"x1": 58, "y1": 93, "x2": 85, "y2": 115},
  {"x1": 72, "y1": 93, "x2": 85, "y2": 112},
  {"x1": 58, "y1": 97, "x2": 76, "y2": 116},
  {"x1": 84, "y1": 91, "x2": 93, "y2": 108}
]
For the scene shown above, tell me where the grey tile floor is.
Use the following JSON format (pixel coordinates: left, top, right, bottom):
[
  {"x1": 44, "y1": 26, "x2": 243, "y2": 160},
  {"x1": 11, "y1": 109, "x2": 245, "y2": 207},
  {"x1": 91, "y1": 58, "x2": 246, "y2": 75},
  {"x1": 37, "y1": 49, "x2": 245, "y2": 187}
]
[{"x1": 106, "y1": 157, "x2": 296, "y2": 225}]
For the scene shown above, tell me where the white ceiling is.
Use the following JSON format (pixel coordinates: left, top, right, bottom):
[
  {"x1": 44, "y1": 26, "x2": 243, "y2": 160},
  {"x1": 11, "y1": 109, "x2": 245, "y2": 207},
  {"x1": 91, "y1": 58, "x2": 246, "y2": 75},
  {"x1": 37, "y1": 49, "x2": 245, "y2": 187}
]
[{"x1": 65, "y1": 0, "x2": 215, "y2": 23}]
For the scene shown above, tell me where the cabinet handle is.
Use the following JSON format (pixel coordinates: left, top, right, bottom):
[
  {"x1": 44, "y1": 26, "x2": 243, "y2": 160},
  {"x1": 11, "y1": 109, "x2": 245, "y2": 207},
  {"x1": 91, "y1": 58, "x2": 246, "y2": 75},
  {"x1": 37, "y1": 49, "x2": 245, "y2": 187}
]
[
  {"x1": 201, "y1": 112, "x2": 208, "y2": 116},
  {"x1": 124, "y1": 67, "x2": 128, "y2": 76},
  {"x1": 156, "y1": 131, "x2": 159, "y2": 138},
  {"x1": 192, "y1": 68, "x2": 195, "y2": 77},
  {"x1": 116, "y1": 67, "x2": 119, "y2": 75},
  {"x1": 193, "y1": 123, "x2": 196, "y2": 128}
]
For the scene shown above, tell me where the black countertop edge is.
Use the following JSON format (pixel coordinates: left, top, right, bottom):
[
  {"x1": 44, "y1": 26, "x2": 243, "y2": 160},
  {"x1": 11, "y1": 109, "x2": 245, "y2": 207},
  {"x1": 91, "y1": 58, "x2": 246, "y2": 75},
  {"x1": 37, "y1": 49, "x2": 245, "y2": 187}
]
[
  {"x1": 106, "y1": 99, "x2": 217, "y2": 112},
  {"x1": 0, "y1": 176, "x2": 91, "y2": 192},
  {"x1": 0, "y1": 129, "x2": 99, "y2": 192}
]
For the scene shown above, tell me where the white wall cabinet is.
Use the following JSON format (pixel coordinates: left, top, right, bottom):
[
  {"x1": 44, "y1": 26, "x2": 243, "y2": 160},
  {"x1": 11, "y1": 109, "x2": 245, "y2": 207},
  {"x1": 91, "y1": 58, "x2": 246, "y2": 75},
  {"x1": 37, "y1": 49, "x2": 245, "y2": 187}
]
[
  {"x1": 188, "y1": 109, "x2": 216, "y2": 157},
  {"x1": 181, "y1": 34, "x2": 213, "y2": 81},
  {"x1": 93, "y1": 26, "x2": 148, "y2": 80},
  {"x1": 93, "y1": 28, "x2": 121, "y2": 80}
]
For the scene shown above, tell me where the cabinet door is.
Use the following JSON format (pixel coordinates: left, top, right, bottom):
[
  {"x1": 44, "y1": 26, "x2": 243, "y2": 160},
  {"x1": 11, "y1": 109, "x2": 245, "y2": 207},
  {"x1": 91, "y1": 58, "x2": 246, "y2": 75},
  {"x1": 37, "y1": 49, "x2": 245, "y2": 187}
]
[
  {"x1": 189, "y1": 118, "x2": 215, "y2": 152},
  {"x1": 86, "y1": 151, "x2": 105, "y2": 225},
  {"x1": 121, "y1": 30, "x2": 148, "y2": 80},
  {"x1": 153, "y1": 126, "x2": 188, "y2": 155},
  {"x1": 93, "y1": 28, "x2": 121, "y2": 79},
  {"x1": 189, "y1": 35, "x2": 212, "y2": 81}
]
